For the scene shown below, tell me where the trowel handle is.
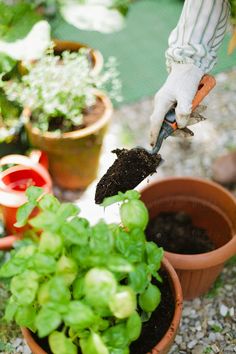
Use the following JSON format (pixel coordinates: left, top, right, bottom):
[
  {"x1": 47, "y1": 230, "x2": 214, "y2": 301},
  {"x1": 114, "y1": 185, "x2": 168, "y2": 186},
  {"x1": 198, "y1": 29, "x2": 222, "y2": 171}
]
[{"x1": 192, "y1": 75, "x2": 216, "y2": 111}]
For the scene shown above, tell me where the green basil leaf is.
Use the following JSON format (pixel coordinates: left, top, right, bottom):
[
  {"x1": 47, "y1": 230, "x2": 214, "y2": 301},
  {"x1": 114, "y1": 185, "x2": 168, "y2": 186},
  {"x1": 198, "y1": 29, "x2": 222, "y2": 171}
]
[
  {"x1": 108, "y1": 286, "x2": 136, "y2": 319},
  {"x1": 103, "y1": 323, "x2": 128, "y2": 348},
  {"x1": 57, "y1": 203, "x2": 80, "y2": 220},
  {"x1": 63, "y1": 301, "x2": 96, "y2": 329},
  {"x1": 128, "y1": 263, "x2": 149, "y2": 294},
  {"x1": 39, "y1": 231, "x2": 63, "y2": 257},
  {"x1": 26, "y1": 186, "x2": 44, "y2": 203},
  {"x1": 30, "y1": 253, "x2": 56, "y2": 275},
  {"x1": 15, "y1": 305, "x2": 36, "y2": 332},
  {"x1": 109, "y1": 348, "x2": 130, "y2": 354},
  {"x1": 90, "y1": 222, "x2": 114, "y2": 256},
  {"x1": 48, "y1": 276, "x2": 71, "y2": 304},
  {"x1": 29, "y1": 211, "x2": 56, "y2": 230},
  {"x1": 39, "y1": 194, "x2": 60, "y2": 213},
  {"x1": 61, "y1": 219, "x2": 88, "y2": 246},
  {"x1": 126, "y1": 311, "x2": 142, "y2": 342},
  {"x1": 115, "y1": 230, "x2": 144, "y2": 263},
  {"x1": 36, "y1": 307, "x2": 61, "y2": 338},
  {"x1": 15, "y1": 201, "x2": 36, "y2": 227},
  {"x1": 10, "y1": 270, "x2": 39, "y2": 305},
  {"x1": 4, "y1": 297, "x2": 18, "y2": 322},
  {"x1": 49, "y1": 331, "x2": 77, "y2": 354},
  {"x1": 80, "y1": 332, "x2": 109, "y2": 354},
  {"x1": 139, "y1": 283, "x2": 161, "y2": 313},
  {"x1": 106, "y1": 255, "x2": 133, "y2": 273},
  {"x1": 84, "y1": 268, "x2": 117, "y2": 308},
  {"x1": 120, "y1": 200, "x2": 148, "y2": 231},
  {"x1": 145, "y1": 242, "x2": 164, "y2": 272},
  {"x1": 56, "y1": 255, "x2": 78, "y2": 286},
  {"x1": 0, "y1": 258, "x2": 26, "y2": 278},
  {"x1": 72, "y1": 276, "x2": 84, "y2": 300}
]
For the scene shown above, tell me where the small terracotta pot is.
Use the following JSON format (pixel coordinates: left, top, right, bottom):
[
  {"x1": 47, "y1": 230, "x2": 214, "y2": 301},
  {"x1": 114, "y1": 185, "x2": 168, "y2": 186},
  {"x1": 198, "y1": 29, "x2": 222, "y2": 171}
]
[
  {"x1": 25, "y1": 93, "x2": 113, "y2": 190},
  {"x1": 53, "y1": 39, "x2": 103, "y2": 75},
  {"x1": 0, "y1": 154, "x2": 52, "y2": 239},
  {"x1": 21, "y1": 257, "x2": 182, "y2": 354},
  {"x1": 141, "y1": 177, "x2": 236, "y2": 300}
]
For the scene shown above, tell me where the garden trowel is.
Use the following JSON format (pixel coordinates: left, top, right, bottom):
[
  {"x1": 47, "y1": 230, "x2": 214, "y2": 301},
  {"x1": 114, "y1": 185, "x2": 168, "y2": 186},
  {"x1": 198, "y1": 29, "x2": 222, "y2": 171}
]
[{"x1": 95, "y1": 75, "x2": 216, "y2": 204}]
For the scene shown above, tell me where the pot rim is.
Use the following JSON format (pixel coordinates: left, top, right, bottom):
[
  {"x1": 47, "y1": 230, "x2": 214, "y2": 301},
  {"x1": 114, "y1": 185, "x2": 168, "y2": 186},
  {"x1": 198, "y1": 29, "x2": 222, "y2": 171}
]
[
  {"x1": 52, "y1": 38, "x2": 104, "y2": 75},
  {"x1": 24, "y1": 91, "x2": 113, "y2": 141},
  {"x1": 151, "y1": 257, "x2": 183, "y2": 353},
  {"x1": 140, "y1": 176, "x2": 236, "y2": 270},
  {"x1": 21, "y1": 257, "x2": 183, "y2": 354}
]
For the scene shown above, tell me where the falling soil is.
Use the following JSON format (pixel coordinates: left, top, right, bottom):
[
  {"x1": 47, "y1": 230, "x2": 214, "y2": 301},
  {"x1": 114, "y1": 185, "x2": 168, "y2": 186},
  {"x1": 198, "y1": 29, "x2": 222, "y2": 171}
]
[
  {"x1": 147, "y1": 211, "x2": 215, "y2": 254},
  {"x1": 31, "y1": 270, "x2": 175, "y2": 354},
  {"x1": 31, "y1": 97, "x2": 105, "y2": 133},
  {"x1": 95, "y1": 147, "x2": 162, "y2": 204}
]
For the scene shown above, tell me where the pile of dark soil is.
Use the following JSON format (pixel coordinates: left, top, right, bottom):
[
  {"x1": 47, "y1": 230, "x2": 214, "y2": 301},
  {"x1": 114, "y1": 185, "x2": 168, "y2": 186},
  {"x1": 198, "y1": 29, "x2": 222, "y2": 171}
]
[
  {"x1": 95, "y1": 147, "x2": 162, "y2": 204},
  {"x1": 146, "y1": 211, "x2": 215, "y2": 255}
]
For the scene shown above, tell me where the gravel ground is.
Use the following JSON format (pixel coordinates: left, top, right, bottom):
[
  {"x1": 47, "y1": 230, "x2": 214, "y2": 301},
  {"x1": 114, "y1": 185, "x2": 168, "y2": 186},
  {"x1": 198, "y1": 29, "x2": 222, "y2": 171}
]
[{"x1": 0, "y1": 69, "x2": 236, "y2": 353}]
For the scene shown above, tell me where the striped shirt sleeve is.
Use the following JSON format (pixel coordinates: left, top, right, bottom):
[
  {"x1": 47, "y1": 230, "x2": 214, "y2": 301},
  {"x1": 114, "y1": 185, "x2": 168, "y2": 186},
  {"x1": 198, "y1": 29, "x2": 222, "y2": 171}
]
[{"x1": 166, "y1": 0, "x2": 231, "y2": 73}]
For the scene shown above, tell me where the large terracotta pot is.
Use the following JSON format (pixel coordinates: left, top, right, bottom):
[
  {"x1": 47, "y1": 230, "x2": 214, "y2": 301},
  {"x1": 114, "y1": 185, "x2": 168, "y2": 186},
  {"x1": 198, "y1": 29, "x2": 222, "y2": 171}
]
[
  {"x1": 141, "y1": 177, "x2": 236, "y2": 300},
  {"x1": 53, "y1": 39, "x2": 103, "y2": 75},
  {"x1": 25, "y1": 93, "x2": 113, "y2": 189},
  {"x1": 21, "y1": 257, "x2": 183, "y2": 354},
  {"x1": 0, "y1": 154, "x2": 52, "y2": 241}
]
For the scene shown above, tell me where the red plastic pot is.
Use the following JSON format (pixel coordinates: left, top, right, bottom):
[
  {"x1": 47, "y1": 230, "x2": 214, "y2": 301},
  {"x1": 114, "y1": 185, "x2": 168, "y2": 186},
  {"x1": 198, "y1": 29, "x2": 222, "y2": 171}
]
[
  {"x1": 0, "y1": 154, "x2": 52, "y2": 245},
  {"x1": 141, "y1": 177, "x2": 236, "y2": 300}
]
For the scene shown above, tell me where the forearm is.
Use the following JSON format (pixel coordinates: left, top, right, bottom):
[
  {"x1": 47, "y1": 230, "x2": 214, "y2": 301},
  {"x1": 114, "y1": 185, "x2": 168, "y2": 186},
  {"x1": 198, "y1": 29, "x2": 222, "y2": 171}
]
[{"x1": 166, "y1": 0, "x2": 230, "y2": 73}]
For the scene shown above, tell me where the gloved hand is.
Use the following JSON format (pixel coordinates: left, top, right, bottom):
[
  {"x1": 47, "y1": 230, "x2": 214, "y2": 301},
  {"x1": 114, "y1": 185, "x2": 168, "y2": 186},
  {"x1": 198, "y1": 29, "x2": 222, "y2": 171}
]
[{"x1": 150, "y1": 63, "x2": 204, "y2": 146}]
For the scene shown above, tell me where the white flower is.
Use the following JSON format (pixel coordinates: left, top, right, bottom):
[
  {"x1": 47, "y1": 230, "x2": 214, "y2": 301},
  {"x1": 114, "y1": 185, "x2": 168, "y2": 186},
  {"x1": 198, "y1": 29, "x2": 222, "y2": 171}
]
[
  {"x1": 60, "y1": 4, "x2": 125, "y2": 33},
  {"x1": 0, "y1": 21, "x2": 51, "y2": 62}
]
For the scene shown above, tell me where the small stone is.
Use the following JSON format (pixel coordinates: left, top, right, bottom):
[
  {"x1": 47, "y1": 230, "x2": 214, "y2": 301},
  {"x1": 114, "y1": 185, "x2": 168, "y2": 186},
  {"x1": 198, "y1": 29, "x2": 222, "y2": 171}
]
[
  {"x1": 187, "y1": 339, "x2": 197, "y2": 349},
  {"x1": 209, "y1": 332, "x2": 216, "y2": 342},
  {"x1": 212, "y1": 344, "x2": 220, "y2": 353},
  {"x1": 16, "y1": 345, "x2": 23, "y2": 352},
  {"x1": 180, "y1": 342, "x2": 187, "y2": 350},
  {"x1": 182, "y1": 307, "x2": 191, "y2": 316},
  {"x1": 12, "y1": 338, "x2": 22, "y2": 348},
  {"x1": 196, "y1": 332, "x2": 205, "y2": 340},
  {"x1": 229, "y1": 307, "x2": 235, "y2": 317},
  {"x1": 175, "y1": 335, "x2": 182, "y2": 345},
  {"x1": 23, "y1": 344, "x2": 32, "y2": 354},
  {"x1": 192, "y1": 345, "x2": 205, "y2": 354},
  {"x1": 220, "y1": 304, "x2": 228, "y2": 317}
]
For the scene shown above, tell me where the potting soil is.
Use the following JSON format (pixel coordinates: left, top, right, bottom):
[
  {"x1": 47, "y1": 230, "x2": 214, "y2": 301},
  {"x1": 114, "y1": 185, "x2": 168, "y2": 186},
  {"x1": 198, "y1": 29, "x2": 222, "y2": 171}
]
[
  {"x1": 146, "y1": 211, "x2": 215, "y2": 254},
  {"x1": 95, "y1": 147, "x2": 162, "y2": 204}
]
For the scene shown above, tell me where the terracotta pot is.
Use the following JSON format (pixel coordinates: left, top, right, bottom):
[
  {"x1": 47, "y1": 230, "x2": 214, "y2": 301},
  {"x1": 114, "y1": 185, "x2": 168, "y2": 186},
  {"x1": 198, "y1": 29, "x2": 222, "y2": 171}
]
[
  {"x1": 53, "y1": 39, "x2": 103, "y2": 75},
  {"x1": 21, "y1": 257, "x2": 182, "y2": 354},
  {"x1": 141, "y1": 177, "x2": 236, "y2": 300},
  {"x1": 25, "y1": 93, "x2": 113, "y2": 189},
  {"x1": 0, "y1": 154, "x2": 52, "y2": 240}
]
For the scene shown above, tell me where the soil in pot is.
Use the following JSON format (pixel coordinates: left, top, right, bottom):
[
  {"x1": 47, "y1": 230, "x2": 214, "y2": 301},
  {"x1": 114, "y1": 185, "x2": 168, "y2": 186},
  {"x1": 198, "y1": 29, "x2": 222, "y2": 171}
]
[
  {"x1": 95, "y1": 148, "x2": 162, "y2": 204},
  {"x1": 146, "y1": 211, "x2": 216, "y2": 255},
  {"x1": 30, "y1": 270, "x2": 175, "y2": 354}
]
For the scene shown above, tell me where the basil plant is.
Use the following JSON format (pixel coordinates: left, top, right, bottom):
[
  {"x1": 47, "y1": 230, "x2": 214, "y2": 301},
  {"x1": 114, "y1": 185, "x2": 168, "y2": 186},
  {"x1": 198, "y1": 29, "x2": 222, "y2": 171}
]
[{"x1": 0, "y1": 187, "x2": 163, "y2": 354}]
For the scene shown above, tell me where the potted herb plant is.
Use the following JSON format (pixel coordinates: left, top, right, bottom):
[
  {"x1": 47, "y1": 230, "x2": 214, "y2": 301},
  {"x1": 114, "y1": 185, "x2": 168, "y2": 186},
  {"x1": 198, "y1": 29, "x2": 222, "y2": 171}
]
[
  {"x1": 2, "y1": 50, "x2": 120, "y2": 189},
  {"x1": 0, "y1": 188, "x2": 182, "y2": 354},
  {"x1": 141, "y1": 177, "x2": 236, "y2": 300}
]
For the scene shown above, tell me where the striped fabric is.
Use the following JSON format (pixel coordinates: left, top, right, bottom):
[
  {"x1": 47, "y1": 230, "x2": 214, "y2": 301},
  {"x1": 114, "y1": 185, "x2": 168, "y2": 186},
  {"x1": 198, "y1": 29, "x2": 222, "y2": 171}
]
[{"x1": 166, "y1": 0, "x2": 231, "y2": 72}]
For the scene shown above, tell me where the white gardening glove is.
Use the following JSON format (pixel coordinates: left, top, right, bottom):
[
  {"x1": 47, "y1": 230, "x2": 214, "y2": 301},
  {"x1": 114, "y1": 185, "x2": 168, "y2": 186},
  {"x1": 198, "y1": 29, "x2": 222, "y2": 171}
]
[{"x1": 150, "y1": 63, "x2": 204, "y2": 146}]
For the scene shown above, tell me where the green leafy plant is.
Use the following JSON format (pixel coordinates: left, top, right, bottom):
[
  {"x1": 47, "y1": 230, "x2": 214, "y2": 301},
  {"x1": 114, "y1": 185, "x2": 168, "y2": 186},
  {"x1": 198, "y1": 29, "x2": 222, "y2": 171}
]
[
  {"x1": 1, "y1": 49, "x2": 122, "y2": 133},
  {"x1": 230, "y1": 0, "x2": 236, "y2": 24},
  {"x1": 0, "y1": 187, "x2": 164, "y2": 354}
]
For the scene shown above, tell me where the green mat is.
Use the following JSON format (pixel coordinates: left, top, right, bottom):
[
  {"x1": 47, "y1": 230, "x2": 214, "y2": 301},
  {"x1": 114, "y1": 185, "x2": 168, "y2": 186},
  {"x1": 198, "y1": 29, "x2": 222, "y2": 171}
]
[{"x1": 51, "y1": 0, "x2": 236, "y2": 104}]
